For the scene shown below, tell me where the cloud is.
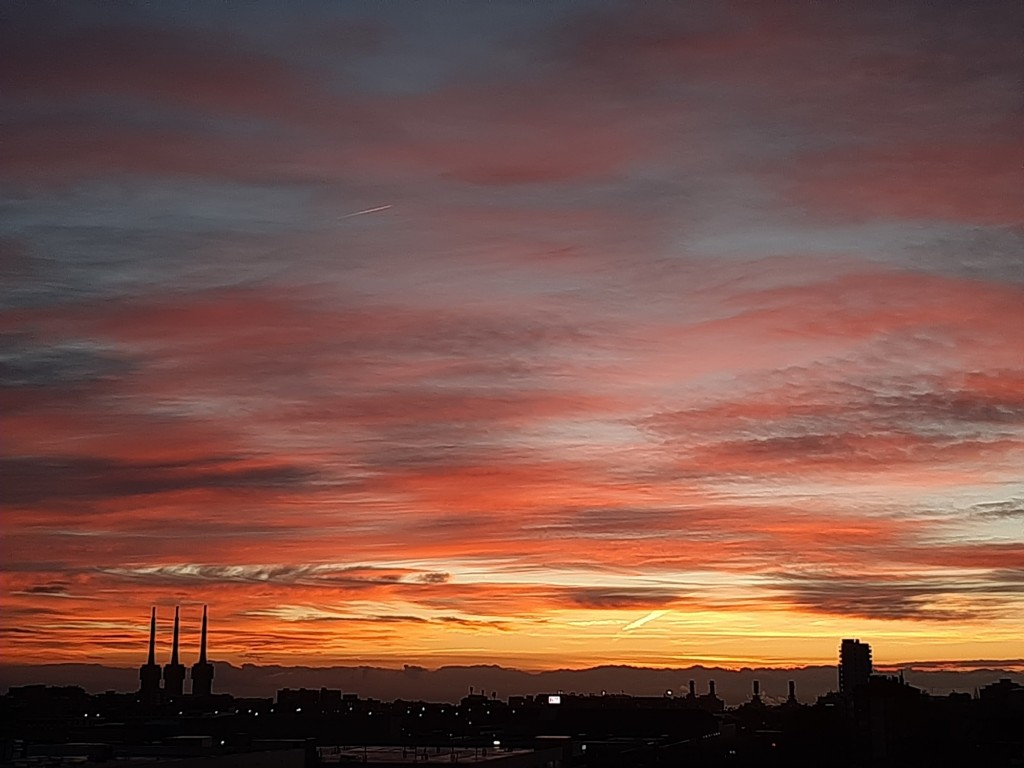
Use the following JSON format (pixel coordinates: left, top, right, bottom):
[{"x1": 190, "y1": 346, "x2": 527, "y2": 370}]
[
  {"x1": 241, "y1": 605, "x2": 510, "y2": 633},
  {"x1": 0, "y1": 335, "x2": 128, "y2": 390},
  {"x1": 14, "y1": 583, "x2": 76, "y2": 599},
  {"x1": 0, "y1": 21, "x2": 326, "y2": 120},
  {"x1": 101, "y1": 564, "x2": 411, "y2": 588},
  {"x1": 1, "y1": 455, "x2": 316, "y2": 505},
  {"x1": 417, "y1": 572, "x2": 451, "y2": 584},
  {"x1": 792, "y1": 143, "x2": 1022, "y2": 227},
  {"x1": 766, "y1": 571, "x2": 1019, "y2": 622},
  {"x1": 897, "y1": 545, "x2": 1024, "y2": 572},
  {"x1": 972, "y1": 498, "x2": 1024, "y2": 520},
  {"x1": 0, "y1": 334, "x2": 130, "y2": 412},
  {"x1": 644, "y1": 334, "x2": 1024, "y2": 483},
  {"x1": 436, "y1": 616, "x2": 509, "y2": 631},
  {"x1": 0, "y1": 13, "x2": 658, "y2": 189},
  {"x1": 901, "y1": 226, "x2": 1024, "y2": 285},
  {"x1": 568, "y1": 590, "x2": 680, "y2": 611}
]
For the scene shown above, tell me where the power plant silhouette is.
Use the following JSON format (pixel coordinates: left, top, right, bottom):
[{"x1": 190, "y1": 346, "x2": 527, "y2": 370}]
[{"x1": 139, "y1": 605, "x2": 214, "y2": 702}]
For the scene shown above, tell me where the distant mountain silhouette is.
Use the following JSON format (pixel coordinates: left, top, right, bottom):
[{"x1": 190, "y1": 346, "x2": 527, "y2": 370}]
[{"x1": 3, "y1": 662, "x2": 1019, "y2": 704}]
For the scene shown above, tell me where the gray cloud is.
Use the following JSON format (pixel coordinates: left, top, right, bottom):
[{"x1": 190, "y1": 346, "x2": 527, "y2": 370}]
[
  {"x1": 20, "y1": 583, "x2": 70, "y2": 596},
  {"x1": 565, "y1": 587, "x2": 680, "y2": 610},
  {"x1": 1, "y1": 455, "x2": 316, "y2": 505},
  {"x1": 416, "y1": 572, "x2": 451, "y2": 584},
  {"x1": 646, "y1": 369, "x2": 1024, "y2": 477},
  {"x1": 102, "y1": 563, "x2": 411, "y2": 588},
  {"x1": 767, "y1": 571, "x2": 1023, "y2": 622},
  {"x1": 901, "y1": 226, "x2": 1024, "y2": 285},
  {"x1": 0, "y1": 334, "x2": 129, "y2": 395},
  {"x1": 0, "y1": 183, "x2": 316, "y2": 308},
  {"x1": 972, "y1": 498, "x2": 1024, "y2": 519}
]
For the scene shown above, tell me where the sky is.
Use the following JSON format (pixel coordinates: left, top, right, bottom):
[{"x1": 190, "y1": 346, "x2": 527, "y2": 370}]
[{"x1": 2, "y1": 1, "x2": 1022, "y2": 674}]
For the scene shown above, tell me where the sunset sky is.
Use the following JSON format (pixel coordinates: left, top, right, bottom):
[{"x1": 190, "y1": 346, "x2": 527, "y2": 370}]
[{"x1": 2, "y1": 1, "x2": 1022, "y2": 674}]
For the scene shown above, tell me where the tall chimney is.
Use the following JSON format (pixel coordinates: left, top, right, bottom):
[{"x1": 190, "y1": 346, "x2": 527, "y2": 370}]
[
  {"x1": 139, "y1": 607, "x2": 162, "y2": 703},
  {"x1": 147, "y1": 606, "x2": 156, "y2": 666},
  {"x1": 163, "y1": 605, "x2": 186, "y2": 697},
  {"x1": 198, "y1": 604, "x2": 208, "y2": 664},
  {"x1": 788, "y1": 680, "x2": 797, "y2": 702},
  {"x1": 190, "y1": 605, "x2": 214, "y2": 698},
  {"x1": 753, "y1": 680, "x2": 760, "y2": 696},
  {"x1": 171, "y1": 606, "x2": 180, "y2": 665}
]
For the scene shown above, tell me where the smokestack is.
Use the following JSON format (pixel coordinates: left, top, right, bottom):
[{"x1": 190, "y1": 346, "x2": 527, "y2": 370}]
[
  {"x1": 753, "y1": 680, "x2": 760, "y2": 696},
  {"x1": 688, "y1": 680, "x2": 696, "y2": 697},
  {"x1": 163, "y1": 606, "x2": 186, "y2": 697},
  {"x1": 139, "y1": 607, "x2": 162, "y2": 702},
  {"x1": 199, "y1": 605, "x2": 208, "y2": 664},
  {"x1": 147, "y1": 606, "x2": 156, "y2": 666},
  {"x1": 190, "y1": 606, "x2": 214, "y2": 697},
  {"x1": 170, "y1": 605, "x2": 180, "y2": 666},
  {"x1": 708, "y1": 680, "x2": 716, "y2": 697},
  {"x1": 788, "y1": 680, "x2": 796, "y2": 701}
]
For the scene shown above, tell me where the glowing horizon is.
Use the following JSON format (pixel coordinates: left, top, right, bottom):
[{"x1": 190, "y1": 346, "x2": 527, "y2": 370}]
[{"x1": 2, "y1": 1, "x2": 1022, "y2": 673}]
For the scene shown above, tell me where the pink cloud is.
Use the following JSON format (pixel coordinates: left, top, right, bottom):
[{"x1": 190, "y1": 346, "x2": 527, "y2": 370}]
[{"x1": 792, "y1": 143, "x2": 1023, "y2": 226}]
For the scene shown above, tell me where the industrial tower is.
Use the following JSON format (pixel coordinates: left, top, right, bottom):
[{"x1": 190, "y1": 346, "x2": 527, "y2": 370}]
[
  {"x1": 138, "y1": 606, "x2": 215, "y2": 701},
  {"x1": 138, "y1": 607, "x2": 161, "y2": 703},
  {"x1": 190, "y1": 604, "x2": 214, "y2": 697}
]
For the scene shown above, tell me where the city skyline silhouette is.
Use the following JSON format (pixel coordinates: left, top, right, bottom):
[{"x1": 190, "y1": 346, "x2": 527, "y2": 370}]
[
  {"x1": 3, "y1": 621, "x2": 1021, "y2": 767},
  {"x1": 2, "y1": 605, "x2": 1018, "y2": 708}
]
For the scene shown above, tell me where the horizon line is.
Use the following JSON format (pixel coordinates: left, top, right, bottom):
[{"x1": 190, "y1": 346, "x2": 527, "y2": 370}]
[{"x1": 4, "y1": 659, "x2": 1023, "y2": 672}]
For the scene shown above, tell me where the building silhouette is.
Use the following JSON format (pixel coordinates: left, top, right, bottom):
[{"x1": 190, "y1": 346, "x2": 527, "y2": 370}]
[
  {"x1": 699, "y1": 679, "x2": 725, "y2": 712},
  {"x1": 787, "y1": 679, "x2": 798, "y2": 704},
  {"x1": 839, "y1": 638, "x2": 872, "y2": 694},
  {"x1": 136, "y1": 606, "x2": 216, "y2": 701},
  {"x1": 138, "y1": 607, "x2": 161, "y2": 703},
  {"x1": 190, "y1": 604, "x2": 214, "y2": 697},
  {"x1": 749, "y1": 679, "x2": 763, "y2": 705}
]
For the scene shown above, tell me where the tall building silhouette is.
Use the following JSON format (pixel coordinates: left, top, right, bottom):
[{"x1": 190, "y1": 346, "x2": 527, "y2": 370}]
[
  {"x1": 190, "y1": 604, "x2": 214, "y2": 697},
  {"x1": 138, "y1": 607, "x2": 161, "y2": 703},
  {"x1": 839, "y1": 638, "x2": 872, "y2": 693},
  {"x1": 163, "y1": 606, "x2": 186, "y2": 697}
]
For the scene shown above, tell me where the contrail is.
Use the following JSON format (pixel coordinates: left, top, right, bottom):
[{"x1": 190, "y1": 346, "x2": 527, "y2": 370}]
[
  {"x1": 621, "y1": 609, "x2": 670, "y2": 632},
  {"x1": 342, "y1": 204, "x2": 392, "y2": 218}
]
